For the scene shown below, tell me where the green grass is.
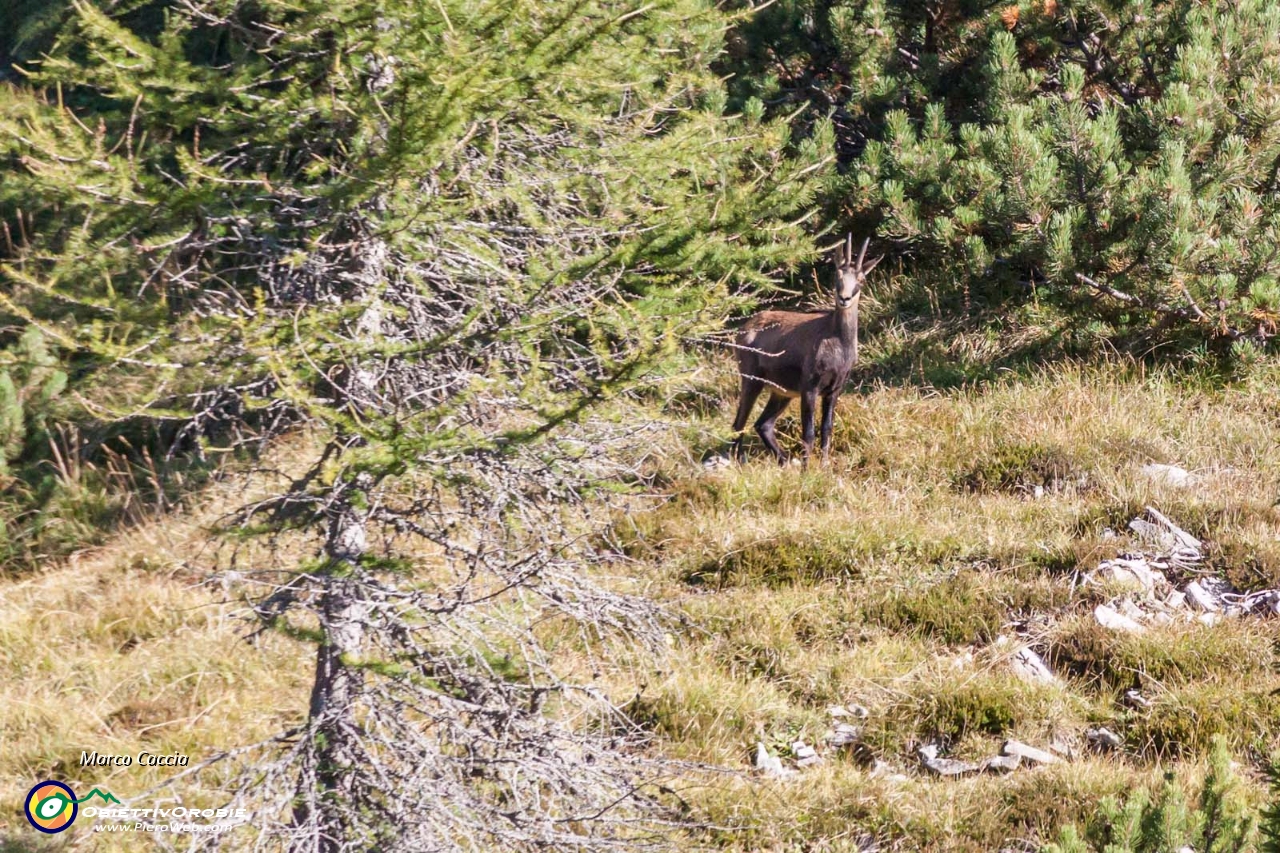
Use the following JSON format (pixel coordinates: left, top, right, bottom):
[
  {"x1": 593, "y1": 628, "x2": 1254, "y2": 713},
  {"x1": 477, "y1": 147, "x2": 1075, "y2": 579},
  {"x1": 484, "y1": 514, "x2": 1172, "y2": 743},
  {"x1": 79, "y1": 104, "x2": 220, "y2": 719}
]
[
  {"x1": 7, "y1": 354, "x2": 1280, "y2": 851},
  {"x1": 619, "y1": 357, "x2": 1280, "y2": 850}
]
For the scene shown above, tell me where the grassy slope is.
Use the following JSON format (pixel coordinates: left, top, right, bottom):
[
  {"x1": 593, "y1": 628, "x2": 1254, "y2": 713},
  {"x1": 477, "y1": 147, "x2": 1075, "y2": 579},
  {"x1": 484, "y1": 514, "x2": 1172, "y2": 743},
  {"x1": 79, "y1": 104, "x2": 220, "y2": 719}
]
[
  {"x1": 619, "y1": 357, "x2": 1280, "y2": 850},
  {"x1": 0, "y1": 449, "x2": 313, "y2": 853},
  {"x1": 5, "y1": 353, "x2": 1280, "y2": 850}
]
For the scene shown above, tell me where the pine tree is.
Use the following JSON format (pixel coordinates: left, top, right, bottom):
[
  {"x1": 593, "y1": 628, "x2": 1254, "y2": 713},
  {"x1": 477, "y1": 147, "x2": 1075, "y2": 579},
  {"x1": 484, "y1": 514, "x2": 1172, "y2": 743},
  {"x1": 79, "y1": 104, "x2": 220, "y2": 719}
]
[
  {"x1": 1045, "y1": 736, "x2": 1255, "y2": 853},
  {"x1": 726, "y1": 0, "x2": 1280, "y2": 351}
]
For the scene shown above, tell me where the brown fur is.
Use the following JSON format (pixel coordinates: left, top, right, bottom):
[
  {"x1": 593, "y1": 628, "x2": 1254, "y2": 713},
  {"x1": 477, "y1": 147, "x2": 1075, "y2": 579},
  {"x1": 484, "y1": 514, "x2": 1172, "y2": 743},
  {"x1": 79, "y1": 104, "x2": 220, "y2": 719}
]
[{"x1": 731, "y1": 235, "x2": 880, "y2": 465}]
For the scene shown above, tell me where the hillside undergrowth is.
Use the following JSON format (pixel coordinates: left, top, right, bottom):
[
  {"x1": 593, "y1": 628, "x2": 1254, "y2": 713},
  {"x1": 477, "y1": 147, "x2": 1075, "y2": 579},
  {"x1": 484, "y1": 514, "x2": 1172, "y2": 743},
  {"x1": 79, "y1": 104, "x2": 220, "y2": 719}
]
[{"x1": 616, "y1": 357, "x2": 1280, "y2": 850}]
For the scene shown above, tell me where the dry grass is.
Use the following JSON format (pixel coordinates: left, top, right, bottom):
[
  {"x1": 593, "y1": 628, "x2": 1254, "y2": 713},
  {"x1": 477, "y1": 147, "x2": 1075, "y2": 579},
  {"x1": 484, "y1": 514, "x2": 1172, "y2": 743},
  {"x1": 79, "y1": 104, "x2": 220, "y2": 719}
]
[
  {"x1": 616, "y1": 358, "x2": 1280, "y2": 850},
  {"x1": 0, "y1": 443, "x2": 318, "y2": 852},
  {"x1": 5, "y1": 358, "x2": 1280, "y2": 850}
]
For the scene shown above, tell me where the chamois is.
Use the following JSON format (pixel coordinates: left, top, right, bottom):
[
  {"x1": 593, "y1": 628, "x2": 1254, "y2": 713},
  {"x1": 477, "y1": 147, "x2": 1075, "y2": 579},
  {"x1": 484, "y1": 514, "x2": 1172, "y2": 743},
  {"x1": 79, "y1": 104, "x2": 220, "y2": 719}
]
[{"x1": 731, "y1": 234, "x2": 880, "y2": 465}]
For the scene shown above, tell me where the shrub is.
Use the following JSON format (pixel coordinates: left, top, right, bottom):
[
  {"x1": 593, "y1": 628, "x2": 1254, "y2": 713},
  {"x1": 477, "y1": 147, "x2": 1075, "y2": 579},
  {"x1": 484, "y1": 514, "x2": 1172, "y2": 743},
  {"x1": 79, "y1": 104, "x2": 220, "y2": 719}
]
[{"x1": 1046, "y1": 735, "x2": 1255, "y2": 852}]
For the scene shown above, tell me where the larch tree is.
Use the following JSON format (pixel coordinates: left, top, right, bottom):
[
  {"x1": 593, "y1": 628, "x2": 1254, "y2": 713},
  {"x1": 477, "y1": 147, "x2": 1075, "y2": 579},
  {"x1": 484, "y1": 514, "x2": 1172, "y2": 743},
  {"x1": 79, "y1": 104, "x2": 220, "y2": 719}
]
[{"x1": 0, "y1": 0, "x2": 831, "y2": 849}]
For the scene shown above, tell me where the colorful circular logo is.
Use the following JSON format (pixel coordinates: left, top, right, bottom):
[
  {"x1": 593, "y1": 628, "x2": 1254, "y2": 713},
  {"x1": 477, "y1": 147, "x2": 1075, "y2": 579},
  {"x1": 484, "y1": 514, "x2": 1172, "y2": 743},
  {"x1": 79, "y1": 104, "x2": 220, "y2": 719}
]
[{"x1": 24, "y1": 781, "x2": 78, "y2": 833}]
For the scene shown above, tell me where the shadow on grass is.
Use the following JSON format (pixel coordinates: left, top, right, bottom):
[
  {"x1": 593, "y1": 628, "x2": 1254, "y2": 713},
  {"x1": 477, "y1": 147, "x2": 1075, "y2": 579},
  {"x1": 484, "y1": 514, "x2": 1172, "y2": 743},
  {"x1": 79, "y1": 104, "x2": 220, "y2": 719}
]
[{"x1": 843, "y1": 272, "x2": 1237, "y2": 393}]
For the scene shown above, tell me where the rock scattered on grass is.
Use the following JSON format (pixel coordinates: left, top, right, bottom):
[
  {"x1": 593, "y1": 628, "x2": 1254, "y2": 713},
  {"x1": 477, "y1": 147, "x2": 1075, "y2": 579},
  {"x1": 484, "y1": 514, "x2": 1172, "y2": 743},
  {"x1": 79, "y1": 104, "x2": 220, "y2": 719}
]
[
  {"x1": 980, "y1": 754, "x2": 1021, "y2": 773},
  {"x1": 792, "y1": 740, "x2": 823, "y2": 769},
  {"x1": 1124, "y1": 689, "x2": 1153, "y2": 709},
  {"x1": 1086, "y1": 726, "x2": 1123, "y2": 751},
  {"x1": 1140, "y1": 463, "x2": 1196, "y2": 489},
  {"x1": 1047, "y1": 735, "x2": 1077, "y2": 760},
  {"x1": 917, "y1": 744, "x2": 980, "y2": 777},
  {"x1": 702, "y1": 454, "x2": 733, "y2": 472},
  {"x1": 1095, "y1": 603, "x2": 1145, "y2": 633},
  {"x1": 827, "y1": 723, "x2": 861, "y2": 748},
  {"x1": 1087, "y1": 507, "x2": 1280, "y2": 631},
  {"x1": 1009, "y1": 645, "x2": 1056, "y2": 683},
  {"x1": 869, "y1": 759, "x2": 909, "y2": 782},
  {"x1": 918, "y1": 741, "x2": 1062, "y2": 778},
  {"x1": 1185, "y1": 579, "x2": 1221, "y2": 612},
  {"x1": 1129, "y1": 505, "x2": 1202, "y2": 555},
  {"x1": 753, "y1": 742, "x2": 796, "y2": 779},
  {"x1": 1001, "y1": 739, "x2": 1060, "y2": 765}
]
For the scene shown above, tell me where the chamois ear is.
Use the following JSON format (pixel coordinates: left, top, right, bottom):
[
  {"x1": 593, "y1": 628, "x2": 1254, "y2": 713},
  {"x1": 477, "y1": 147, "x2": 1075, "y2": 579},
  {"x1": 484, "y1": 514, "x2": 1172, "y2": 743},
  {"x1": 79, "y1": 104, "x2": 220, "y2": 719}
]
[{"x1": 862, "y1": 254, "x2": 884, "y2": 275}]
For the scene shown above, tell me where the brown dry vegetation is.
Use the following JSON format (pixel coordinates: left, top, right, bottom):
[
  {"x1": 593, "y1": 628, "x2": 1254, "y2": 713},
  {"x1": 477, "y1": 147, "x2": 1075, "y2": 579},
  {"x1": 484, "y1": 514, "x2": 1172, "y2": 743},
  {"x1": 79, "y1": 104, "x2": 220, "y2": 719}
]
[
  {"x1": 0, "y1": 446, "x2": 317, "y2": 852},
  {"x1": 6, "y1": 356, "x2": 1280, "y2": 850},
  {"x1": 613, "y1": 355, "x2": 1280, "y2": 850}
]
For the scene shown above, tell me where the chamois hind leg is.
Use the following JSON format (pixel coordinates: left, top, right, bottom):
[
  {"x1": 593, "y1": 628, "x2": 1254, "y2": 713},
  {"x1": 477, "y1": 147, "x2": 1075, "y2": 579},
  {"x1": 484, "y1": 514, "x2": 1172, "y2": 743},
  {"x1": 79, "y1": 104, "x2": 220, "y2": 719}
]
[
  {"x1": 755, "y1": 393, "x2": 792, "y2": 465},
  {"x1": 731, "y1": 377, "x2": 764, "y2": 461},
  {"x1": 820, "y1": 392, "x2": 838, "y2": 464},
  {"x1": 799, "y1": 389, "x2": 818, "y2": 468}
]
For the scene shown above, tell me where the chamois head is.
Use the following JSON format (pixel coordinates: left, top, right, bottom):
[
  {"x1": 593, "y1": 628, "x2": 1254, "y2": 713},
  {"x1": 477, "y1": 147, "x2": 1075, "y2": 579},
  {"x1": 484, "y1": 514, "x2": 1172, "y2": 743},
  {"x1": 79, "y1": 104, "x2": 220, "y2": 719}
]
[{"x1": 832, "y1": 234, "x2": 881, "y2": 309}]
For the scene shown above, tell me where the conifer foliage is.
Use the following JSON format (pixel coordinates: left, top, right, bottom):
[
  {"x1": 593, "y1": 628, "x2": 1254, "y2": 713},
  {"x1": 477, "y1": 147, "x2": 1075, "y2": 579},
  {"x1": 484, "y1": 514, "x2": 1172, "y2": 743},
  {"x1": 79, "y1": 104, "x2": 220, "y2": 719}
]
[
  {"x1": 727, "y1": 0, "x2": 1280, "y2": 349},
  {"x1": 1, "y1": 0, "x2": 828, "y2": 849},
  {"x1": 1047, "y1": 736, "x2": 1256, "y2": 853}
]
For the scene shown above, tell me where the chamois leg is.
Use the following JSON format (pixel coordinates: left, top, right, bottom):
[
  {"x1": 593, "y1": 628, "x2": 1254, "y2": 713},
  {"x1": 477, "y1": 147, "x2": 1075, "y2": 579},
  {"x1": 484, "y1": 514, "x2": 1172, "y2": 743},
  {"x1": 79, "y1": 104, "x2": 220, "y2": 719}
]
[
  {"x1": 799, "y1": 389, "x2": 818, "y2": 468},
  {"x1": 731, "y1": 377, "x2": 764, "y2": 461},
  {"x1": 754, "y1": 393, "x2": 791, "y2": 465},
  {"x1": 820, "y1": 392, "x2": 837, "y2": 464}
]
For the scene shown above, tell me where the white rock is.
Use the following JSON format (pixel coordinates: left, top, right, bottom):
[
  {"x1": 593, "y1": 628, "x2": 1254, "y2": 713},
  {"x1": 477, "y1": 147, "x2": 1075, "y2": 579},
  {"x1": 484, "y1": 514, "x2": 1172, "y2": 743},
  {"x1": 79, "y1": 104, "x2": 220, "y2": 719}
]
[
  {"x1": 1146, "y1": 507, "x2": 1203, "y2": 551},
  {"x1": 1048, "y1": 736, "x2": 1077, "y2": 759},
  {"x1": 702, "y1": 455, "x2": 733, "y2": 471},
  {"x1": 918, "y1": 744, "x2": 979, "y2": 777},
  {"x1": 1086, "y1": 727, "x2": 1123, "y2": 750},
  {"x1": 827, "y1": 723, "x2": 861, "y2": 748},
  {"x1": 1095, "y1": 603, "x2": 1145, "y2": 633},
  {"x1": 1124, "y1": 689, "x2": 1152, "y2": 709},
  {"x1": 1185, "y1": 580, "x2": 1221, "y2": 612},
  {"x1": 1129, "y1": 508, "x2": 1203, "y2": 562},
  {"x1": 1119, "y1": 598, "x2": 1149, "y2": 622},
  {"x1": 979, "y1": 754, "x2": 1021, "y2": 773},
  {"x1": 754, "y1": 742, "x2": 795, "y2": 778},
  {"x1": 869, "y1": 759, "x2": 908, "y2": 782},
  {"x1": 792, "y1": 740, "x2": 823, "y2": 768},
  {"x1": 1010, "y1": 646, "x2": 1056, "y2": 683},
  {"x1": 1140, "y1": 463, "x2": 1196, "y2": 488},
  {"x1": 827, "y1": 705, "x2": 852, "y2": 718},
  {"x1": 1096, "y1": 558, "x2": 1166, "y2": 592},
  {"x1": 1001, "y1": 739, "x2": 1060, "y2": 765},
  {"x1": 1165, "y1": 590, "x2": 1188, "y2": 610}
]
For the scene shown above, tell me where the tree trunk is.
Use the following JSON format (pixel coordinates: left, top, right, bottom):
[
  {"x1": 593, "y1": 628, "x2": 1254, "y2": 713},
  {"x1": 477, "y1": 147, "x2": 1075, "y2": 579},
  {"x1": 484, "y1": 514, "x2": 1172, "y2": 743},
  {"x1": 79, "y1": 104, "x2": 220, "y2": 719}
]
[{"x1": 294, "y1": 481, "x2": 370, "y2": 852}]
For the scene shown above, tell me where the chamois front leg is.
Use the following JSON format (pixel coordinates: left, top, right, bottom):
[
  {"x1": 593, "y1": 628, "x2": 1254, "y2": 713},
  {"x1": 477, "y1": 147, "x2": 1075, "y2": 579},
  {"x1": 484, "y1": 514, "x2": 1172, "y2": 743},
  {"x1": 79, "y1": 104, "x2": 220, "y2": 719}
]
[
  {"x1": 755, "y1": 393, "x2": 792, "y2": 465},
  {"x1": 799, "y1": 389, "x2": 818, "y2": 468},
  {"x1": 731, "y1": 377, "x2": 764, "y2": 462},
  {"x1": 820, "y1": 392, "x2": 837, "y2": 464}
]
